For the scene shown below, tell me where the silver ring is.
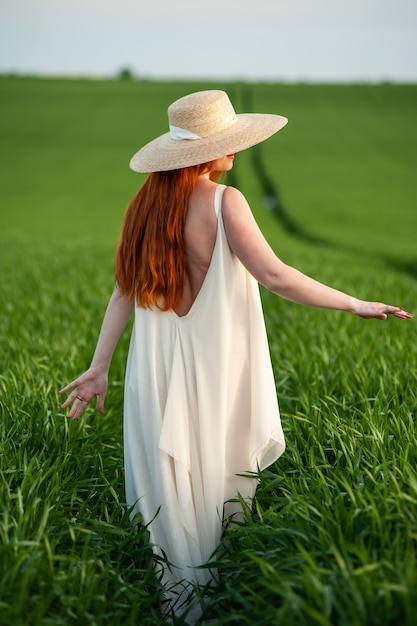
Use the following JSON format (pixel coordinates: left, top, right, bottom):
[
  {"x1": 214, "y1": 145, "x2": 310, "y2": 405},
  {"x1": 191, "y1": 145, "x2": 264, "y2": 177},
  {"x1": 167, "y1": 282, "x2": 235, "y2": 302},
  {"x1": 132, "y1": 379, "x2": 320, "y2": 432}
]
[{"x1": 76, "y1": 395, "x2": 86, "y2": 402}]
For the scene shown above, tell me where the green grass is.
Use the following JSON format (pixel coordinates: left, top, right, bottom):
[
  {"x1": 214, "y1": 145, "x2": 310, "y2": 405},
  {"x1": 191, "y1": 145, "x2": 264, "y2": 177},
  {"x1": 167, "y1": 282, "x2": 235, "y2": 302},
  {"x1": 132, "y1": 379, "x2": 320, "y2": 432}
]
[{"x1": 0, "y1": 76, "x2": 416, "y2": 625}]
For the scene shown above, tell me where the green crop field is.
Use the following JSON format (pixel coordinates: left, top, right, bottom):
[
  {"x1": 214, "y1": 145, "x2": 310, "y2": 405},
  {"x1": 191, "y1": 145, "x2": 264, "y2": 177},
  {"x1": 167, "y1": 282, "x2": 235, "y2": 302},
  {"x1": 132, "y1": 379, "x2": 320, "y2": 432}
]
[{"x1": 0, "y1": 76, "x2": 416, "y2": 625}]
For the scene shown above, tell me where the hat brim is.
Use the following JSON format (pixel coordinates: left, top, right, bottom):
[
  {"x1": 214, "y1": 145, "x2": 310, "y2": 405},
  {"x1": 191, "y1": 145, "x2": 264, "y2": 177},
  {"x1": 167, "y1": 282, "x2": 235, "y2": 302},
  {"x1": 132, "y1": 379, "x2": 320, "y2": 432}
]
[{"x1": 129, "y1": 113, "x2": 288, "y2": 173}]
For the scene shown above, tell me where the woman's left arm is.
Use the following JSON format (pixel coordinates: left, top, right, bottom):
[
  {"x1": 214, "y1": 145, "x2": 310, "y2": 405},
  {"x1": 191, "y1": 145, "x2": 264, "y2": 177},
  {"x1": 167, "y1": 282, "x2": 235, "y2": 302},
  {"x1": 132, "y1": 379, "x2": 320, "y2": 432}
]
[{"x1": 59, "y1": 285, "x2": 134, "y2": 419}]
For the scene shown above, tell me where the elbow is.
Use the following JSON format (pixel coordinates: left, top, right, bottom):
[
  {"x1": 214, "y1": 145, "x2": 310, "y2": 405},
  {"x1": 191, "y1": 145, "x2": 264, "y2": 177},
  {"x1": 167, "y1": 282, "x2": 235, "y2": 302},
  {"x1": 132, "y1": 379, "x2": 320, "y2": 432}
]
[
  {"x1": 260, "y1": 260, "x2": 290, "y2": 294},
  {"x1": 243, "y1": 254, "x2": 289, "y2": 295},
  {"x1": 261, "y1": 270, "x2": 284, "y2": 294}
]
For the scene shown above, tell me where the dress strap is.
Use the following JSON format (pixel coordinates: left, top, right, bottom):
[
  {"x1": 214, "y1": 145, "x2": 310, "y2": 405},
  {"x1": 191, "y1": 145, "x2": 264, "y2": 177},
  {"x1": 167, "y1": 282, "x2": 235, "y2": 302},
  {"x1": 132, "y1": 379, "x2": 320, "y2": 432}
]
[{"x1": 214, "y1": 184, "x2": 226, "y2": 217}]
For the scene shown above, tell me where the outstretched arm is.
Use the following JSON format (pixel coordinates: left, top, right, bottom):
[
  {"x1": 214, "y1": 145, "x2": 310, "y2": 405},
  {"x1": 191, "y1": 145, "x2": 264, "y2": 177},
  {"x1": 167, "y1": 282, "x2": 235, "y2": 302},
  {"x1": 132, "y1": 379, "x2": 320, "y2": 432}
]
[
  {"x1": 222, "y1": 187, "x2": 412, "y2": 320},
  {"x1": 59, "y1": 285, "x2": 134, "y2": 420}
]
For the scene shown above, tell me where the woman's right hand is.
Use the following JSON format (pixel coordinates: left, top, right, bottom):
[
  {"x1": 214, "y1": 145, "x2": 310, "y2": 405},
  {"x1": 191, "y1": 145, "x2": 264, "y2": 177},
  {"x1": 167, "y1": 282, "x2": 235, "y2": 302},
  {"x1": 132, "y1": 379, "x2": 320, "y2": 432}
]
[
  {"x1": 59, "y1": 365, "x2": 108, "y2": 420},
  {"x1": 353, "y1": 300, "x2": 413, "y2": 321}
]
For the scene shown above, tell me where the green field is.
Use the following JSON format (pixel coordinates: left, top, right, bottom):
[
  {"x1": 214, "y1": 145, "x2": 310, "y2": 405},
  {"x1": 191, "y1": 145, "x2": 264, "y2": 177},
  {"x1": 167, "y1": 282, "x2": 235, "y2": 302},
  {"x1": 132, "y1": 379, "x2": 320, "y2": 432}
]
[{"x1": 1, "y1": 76, "x2": 416, "y2": 625}]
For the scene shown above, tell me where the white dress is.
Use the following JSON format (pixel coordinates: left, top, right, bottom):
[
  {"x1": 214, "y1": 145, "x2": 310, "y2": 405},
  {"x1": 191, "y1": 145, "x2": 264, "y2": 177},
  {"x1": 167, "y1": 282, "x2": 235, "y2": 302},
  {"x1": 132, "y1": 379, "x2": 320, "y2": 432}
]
[{"x1": 124, "y1": 184, "x2": 285, "y2": 617}]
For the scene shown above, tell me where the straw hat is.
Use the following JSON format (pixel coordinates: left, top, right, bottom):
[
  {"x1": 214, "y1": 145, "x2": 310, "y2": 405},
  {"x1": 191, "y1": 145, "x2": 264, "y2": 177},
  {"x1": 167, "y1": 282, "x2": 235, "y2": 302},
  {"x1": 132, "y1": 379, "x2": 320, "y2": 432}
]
[{"x1": 129, "y1": 90, "x2": 288, "y2": 173}]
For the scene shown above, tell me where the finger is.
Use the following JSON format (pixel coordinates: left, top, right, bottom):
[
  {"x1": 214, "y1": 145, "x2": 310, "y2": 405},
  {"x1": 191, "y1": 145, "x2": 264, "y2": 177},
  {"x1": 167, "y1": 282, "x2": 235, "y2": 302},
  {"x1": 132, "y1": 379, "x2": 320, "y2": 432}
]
[
  {"x1": 68, "y1": 406, "x2": 85, "y2": 421},
  {"x1": 385, "y1": 305, "x2": 413, "y2": 317},
  {"x1": 392, "y1": 310, "x2": 413, "y2": 319},
  {"x1": 67, "y1": 396, "x2": 89, "y2": 420},
  {"x1": 370, "y1": 312, "x2": 387, "y2": 320},
  {"x1": 97, "y1": 394, "x2": 105, "y2": 414},
  {"x1": 383, "y1": 305, "x2": 411, "y2": 318},
  {"x1": 71, "y1": 403, "x2": 86, "y2": 421},
  {"x1": 60, "y1": 388, "x2": 80, "y2": 409},
  {"x1": 59, "y1": 380, "x2": 78, "y2": 394},
  {"x1": 65, "y1": 397, "x2": 81, "y2": 418}
]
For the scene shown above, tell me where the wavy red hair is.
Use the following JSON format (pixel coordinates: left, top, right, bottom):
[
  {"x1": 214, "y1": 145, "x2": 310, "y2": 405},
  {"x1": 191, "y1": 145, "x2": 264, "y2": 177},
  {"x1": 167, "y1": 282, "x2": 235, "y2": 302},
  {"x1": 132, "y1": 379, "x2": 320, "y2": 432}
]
[{"x1": 115, "y1": 163, "x2": 219, "y2": 310}]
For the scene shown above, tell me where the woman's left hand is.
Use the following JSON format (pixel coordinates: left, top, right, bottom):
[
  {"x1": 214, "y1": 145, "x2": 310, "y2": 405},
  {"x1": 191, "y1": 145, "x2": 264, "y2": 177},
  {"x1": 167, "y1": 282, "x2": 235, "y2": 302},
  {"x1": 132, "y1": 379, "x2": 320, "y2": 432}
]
[{"x1": 59, "y1": 366, "x2": 108, "y2": 420}]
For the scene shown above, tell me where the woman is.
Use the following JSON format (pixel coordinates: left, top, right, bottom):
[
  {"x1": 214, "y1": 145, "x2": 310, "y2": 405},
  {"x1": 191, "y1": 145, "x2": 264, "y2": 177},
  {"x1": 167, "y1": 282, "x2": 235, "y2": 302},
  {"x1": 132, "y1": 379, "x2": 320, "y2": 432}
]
[{"x1": 59, "y1": 90, "x2": 412, "y2": 619}]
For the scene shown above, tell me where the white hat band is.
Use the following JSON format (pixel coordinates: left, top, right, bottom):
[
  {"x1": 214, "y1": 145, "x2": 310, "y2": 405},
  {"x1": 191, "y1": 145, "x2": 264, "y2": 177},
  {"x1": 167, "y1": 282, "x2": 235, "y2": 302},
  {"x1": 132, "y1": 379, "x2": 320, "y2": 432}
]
[{"x1": 169, "y1": 125, "x2": 201, "y2": 141}]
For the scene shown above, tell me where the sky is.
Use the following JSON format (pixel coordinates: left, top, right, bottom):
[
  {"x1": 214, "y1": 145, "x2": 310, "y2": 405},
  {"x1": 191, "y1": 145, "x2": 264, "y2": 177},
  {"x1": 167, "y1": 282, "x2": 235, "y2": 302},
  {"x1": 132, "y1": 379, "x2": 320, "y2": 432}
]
[{"x1": 1, "y1": 0, "x2": 417, "y2": 82}]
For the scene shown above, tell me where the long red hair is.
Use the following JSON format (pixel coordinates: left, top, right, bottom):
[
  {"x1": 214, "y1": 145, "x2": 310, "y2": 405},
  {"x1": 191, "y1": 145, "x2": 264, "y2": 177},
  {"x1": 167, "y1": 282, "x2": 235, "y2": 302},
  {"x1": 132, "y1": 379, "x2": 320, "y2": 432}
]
[{"x1": 115, "y1": 163, "x2": 220, "y2": 310}]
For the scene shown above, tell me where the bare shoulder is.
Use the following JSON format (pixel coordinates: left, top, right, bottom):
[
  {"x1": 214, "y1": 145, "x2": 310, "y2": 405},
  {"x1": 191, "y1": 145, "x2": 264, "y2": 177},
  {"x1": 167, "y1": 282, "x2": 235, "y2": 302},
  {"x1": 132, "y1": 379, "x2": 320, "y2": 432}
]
[
  {"x1": 221, "y1": 186, "x2": 281, "y2": 283},
  {"x1": 221, "y1": 186, "x2": 259, "y2": 236},
  {"x1": 222, "y1": 185, "x2": 248, "y2": 209}
]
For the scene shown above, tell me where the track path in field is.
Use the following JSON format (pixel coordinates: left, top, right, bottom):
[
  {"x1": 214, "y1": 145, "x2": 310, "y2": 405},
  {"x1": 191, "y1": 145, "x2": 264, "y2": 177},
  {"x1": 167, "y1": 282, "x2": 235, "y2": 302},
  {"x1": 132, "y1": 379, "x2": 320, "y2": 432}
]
[{"x1": 232, "y1": 84, "x2": 417, "y2": 281}]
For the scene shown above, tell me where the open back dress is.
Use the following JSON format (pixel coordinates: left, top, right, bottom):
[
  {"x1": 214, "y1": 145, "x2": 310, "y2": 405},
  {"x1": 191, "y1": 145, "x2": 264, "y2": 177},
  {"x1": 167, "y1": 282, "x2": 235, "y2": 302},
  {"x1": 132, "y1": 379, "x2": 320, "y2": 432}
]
[{"x1": 123, "y1": 184, "x2": 285, "y2": 616}]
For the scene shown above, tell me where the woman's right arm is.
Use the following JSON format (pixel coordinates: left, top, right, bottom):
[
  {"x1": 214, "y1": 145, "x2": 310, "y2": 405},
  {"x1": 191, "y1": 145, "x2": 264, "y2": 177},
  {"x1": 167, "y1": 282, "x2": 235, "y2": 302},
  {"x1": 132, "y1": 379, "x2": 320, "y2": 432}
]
[
  {"x1": 222, "y1": 187, "x2": 412, "y2": 320},
  {"x1": 59, "y1": 285, "x2": 134, "y2": 420}
]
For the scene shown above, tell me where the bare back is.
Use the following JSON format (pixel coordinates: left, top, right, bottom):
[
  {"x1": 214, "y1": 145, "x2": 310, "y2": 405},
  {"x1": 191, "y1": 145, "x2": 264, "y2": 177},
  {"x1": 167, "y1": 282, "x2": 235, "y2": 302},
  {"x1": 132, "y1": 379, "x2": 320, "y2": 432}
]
[{"x1": 174, "y1": 178, "x2": 219, "y2": 317}]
